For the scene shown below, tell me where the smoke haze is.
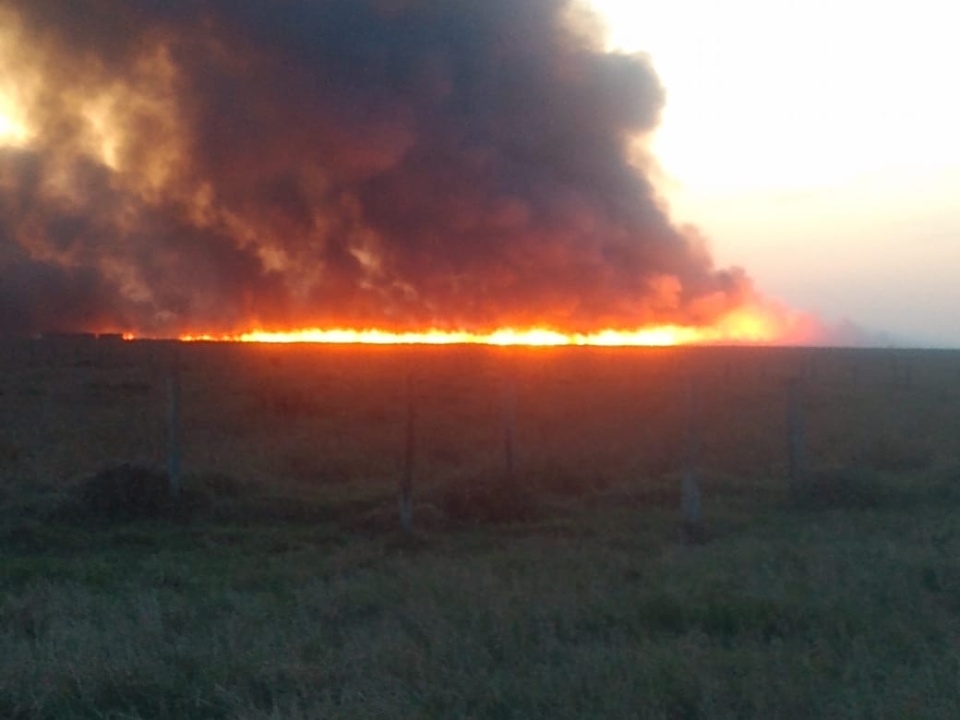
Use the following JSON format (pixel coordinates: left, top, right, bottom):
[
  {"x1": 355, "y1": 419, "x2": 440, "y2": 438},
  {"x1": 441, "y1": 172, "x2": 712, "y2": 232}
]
[{"x1": 0, "y1": 0, "x2": 756, "y2": 336}]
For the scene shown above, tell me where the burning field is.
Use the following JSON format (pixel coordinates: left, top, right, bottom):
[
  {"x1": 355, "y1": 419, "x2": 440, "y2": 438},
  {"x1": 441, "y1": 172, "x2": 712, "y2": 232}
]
[
  {"x1": 0, "y1": 0, "x2": 818, "y2": 345},
  {"x1": 4, "y1": 2, "x2": 960, "y2": 717}
]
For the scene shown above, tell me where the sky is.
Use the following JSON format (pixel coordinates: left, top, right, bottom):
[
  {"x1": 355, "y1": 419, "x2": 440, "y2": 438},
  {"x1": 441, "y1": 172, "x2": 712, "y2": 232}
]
[{"x1": 587, "y1": 0, "x2": 960, "y2": 346}]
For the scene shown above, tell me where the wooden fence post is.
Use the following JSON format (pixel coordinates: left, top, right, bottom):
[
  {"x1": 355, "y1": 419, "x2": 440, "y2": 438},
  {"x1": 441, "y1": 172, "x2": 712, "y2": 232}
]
[
  {"x1": 167, "y1": 343, "x2": 183, "y2": 501},
  {"x1": 900, "y1": 358, "x2": 914, "y2": 389},
  {"x1": 399, "y1": 371, "x2": 415, "y2": 533},
  {"x1": 681, "y1": 376, "x2": 704, "y2": 542},
  {"x1": 786, "y1": 377, "x2": 806, "y2": 497},
  {"x1": 502, "y1": 373, "x2": 517, "y2": 482},
  {"x1": 848, "y1": 360, "x2": 860, "y2": 386}
]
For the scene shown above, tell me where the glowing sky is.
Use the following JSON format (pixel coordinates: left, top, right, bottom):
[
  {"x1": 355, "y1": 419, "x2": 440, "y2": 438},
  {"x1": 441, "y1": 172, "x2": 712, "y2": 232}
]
[{"x1": 587, "y1": 0, "x2": 960, "y2": 346}]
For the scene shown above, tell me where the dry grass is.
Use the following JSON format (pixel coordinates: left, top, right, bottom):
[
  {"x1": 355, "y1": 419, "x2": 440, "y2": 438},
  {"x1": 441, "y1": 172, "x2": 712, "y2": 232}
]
[
  {"x1": 2, "y1": 339, "x2": 960, "y2": 718},
  {"x1": 4, "y1": 341, "x2": 960, "y2": 499}
]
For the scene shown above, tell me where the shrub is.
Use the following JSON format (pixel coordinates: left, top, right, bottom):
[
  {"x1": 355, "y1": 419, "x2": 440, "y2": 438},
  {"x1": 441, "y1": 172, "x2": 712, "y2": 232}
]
[
  {"x1": 440, "y1": 475, "x2": 540, "y2": 525},
  {"x1": 75, "y1": 464, "x2": 179, "y2": 522},
  {"x1": 0, "y1": 439, "x2": 24, "y2": 467},
  {"x1": 791, "y1": 468, "x2": 884, "y2": 511},
  {"x1": 67, "y1": 466, "x2": 262, "y2": 525},
  {"x1": 861, "y1": 435, "x2": 934, "y2": 474},
  {"x1": 525, "y1": 461, "x2": 613, "y2": 498},
  {"x1": 196, "y1": 471, "x2": 245, "y2": 498}
]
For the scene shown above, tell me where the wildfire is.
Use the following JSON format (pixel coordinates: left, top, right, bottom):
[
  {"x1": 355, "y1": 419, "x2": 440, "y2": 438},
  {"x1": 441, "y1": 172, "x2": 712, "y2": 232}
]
[
  {"x1": 0, "y1": 4, "x2": 826, "y2": 347},
  {"x1": 174, "y1": 305, "x2": 805, "y2": 347}
]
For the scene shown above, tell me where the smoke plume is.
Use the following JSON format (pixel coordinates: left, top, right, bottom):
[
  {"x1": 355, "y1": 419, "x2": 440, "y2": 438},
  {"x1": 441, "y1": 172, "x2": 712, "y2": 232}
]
[{"x1": 0, "y1": 0, "x2": 755, "y2": 336}]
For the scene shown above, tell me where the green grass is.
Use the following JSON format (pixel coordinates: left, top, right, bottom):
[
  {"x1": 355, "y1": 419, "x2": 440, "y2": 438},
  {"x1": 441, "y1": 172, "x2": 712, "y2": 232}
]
[
  {"x1": 3, "y1": 499, "x2": 960, "y2": 718},
  {"x1": 2, "y1": 341, "x2": 960, "y2": 718}
]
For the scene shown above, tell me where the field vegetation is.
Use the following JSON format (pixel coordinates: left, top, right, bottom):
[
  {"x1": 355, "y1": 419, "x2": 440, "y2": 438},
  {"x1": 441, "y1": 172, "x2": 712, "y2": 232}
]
[{"x1": 2, "y1": 338, "x2": 960, "y2": 718}]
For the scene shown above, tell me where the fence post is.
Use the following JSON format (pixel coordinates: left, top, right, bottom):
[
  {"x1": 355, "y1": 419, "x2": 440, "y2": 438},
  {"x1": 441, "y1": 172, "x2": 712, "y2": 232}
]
[
  {"x1": 502, "y1": 373, "x2": 517, "y2": 482},
  {"x1": 681, "y1": 376, "x2": 704, "y2": 542},
  {"x1": 399, "y1": 371, "x2": 415, "y2": 533},
  {"x1": 786, "y1": 377, "x2": 806, "y2": 497},
  {"x1": 167, "y1": 343, "x2": 183, "y2": 501},
  {"x1": 900, "y1": 357, "x2": 914, "y2": 389}
]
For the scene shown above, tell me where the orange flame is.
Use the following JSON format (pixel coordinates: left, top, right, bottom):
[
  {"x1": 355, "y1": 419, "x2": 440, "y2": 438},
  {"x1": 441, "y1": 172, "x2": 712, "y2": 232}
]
[{"x1": 172, "y1": 304, "x2": 809, "y2": 346}]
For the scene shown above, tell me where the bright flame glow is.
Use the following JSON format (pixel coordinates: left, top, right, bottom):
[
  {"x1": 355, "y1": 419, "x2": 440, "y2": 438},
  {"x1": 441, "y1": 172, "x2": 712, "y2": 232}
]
[
  {"x1": 177, "y1": 306, "x2": 802, "y2": 346},
  {"x1": 0, "y1": 113, "x2": 27, "y2": 146},
  {"x1": 182, "y1": 327, "x2": 696, "y2": 346},
  {"x1": 0, "y1": 90, "x2": 30, "y2": 147},
  {"x1": 0, "y1": 18, "x2": 34, "y2": 149}
]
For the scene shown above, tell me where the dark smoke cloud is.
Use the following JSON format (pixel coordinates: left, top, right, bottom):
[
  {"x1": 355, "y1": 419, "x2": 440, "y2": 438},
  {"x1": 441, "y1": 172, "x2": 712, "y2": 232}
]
[{"x1": 0, "y1": 0, "x2": 753, "y2": 336}]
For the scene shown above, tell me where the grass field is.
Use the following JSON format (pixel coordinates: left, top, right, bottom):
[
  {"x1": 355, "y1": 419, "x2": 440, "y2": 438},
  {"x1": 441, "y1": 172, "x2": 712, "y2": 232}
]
[{"x1": 2, "y1": 338, "x2": 960, "y2": 718}]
